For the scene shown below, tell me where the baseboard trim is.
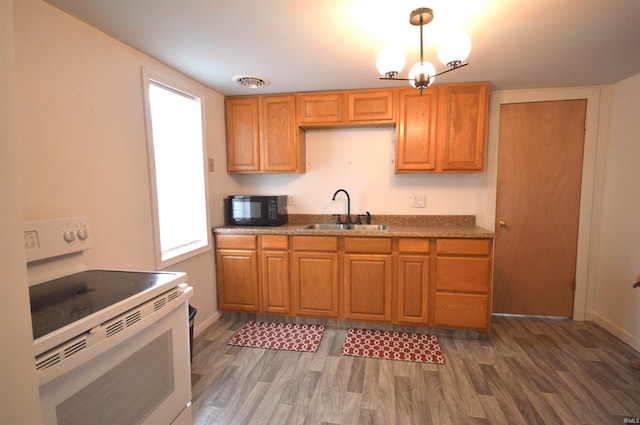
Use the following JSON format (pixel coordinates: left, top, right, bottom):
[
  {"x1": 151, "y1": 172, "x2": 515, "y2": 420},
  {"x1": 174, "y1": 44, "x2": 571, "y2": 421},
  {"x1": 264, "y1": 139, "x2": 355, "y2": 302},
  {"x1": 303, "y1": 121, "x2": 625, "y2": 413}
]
[
  {"x1": 586, "y1": 311, "x2": 640, "y2": 352},
  {"x1": 193, "y1": 311, "x2": 222, "y2": 337}
]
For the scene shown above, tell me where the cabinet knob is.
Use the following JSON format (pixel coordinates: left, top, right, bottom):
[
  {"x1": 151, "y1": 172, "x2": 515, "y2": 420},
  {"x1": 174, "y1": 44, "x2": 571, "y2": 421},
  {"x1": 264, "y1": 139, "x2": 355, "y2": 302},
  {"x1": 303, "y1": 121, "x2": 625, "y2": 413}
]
[{"x1": 498, "y1": 220, "x2": 508, "y2": 228}]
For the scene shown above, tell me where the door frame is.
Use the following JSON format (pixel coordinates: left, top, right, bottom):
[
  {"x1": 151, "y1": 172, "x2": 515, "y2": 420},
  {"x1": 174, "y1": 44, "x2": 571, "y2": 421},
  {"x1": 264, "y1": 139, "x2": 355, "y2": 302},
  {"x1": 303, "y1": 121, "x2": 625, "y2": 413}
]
[{"x1": 485, "y1": 87, "x2": 602, "y2": 320}]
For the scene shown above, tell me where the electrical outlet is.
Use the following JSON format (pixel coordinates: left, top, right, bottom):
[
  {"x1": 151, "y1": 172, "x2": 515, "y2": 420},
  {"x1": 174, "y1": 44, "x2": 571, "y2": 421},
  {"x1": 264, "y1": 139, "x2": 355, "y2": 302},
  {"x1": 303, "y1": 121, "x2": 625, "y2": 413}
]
[
  {"x1": 208, "y1": 158, "x2": 215, "y2": 172},
  {"x1": 410, "y1": 194, "x2": 425, "y2": 208},
  {"x1": 288, "y1": 195, "x2": 296, "y2": 206}
]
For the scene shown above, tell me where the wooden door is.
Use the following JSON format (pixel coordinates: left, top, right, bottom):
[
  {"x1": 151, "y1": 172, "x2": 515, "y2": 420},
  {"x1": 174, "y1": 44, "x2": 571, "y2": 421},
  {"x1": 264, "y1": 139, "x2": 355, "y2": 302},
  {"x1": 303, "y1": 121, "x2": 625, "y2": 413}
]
[{"x1": 494, "y1": 100, "x2": 587, "y2": 317}]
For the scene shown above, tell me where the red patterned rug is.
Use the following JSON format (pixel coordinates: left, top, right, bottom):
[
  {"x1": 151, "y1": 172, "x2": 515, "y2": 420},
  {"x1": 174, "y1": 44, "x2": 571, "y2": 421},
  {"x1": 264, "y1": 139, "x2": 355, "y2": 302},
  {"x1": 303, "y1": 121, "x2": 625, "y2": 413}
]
[
  {"x1": 342, "y1": 328, "x2": 445, "y2": 364},
  {"x1": 228, "y1": 321, "x2": 325, "y2": 352}
]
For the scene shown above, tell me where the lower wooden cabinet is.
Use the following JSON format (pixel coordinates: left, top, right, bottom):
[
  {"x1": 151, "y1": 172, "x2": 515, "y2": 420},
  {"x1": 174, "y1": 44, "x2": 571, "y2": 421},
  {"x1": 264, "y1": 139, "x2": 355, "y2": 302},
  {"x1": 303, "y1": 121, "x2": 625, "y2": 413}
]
[
  {"x1": 292, "y1": 236, "x2": 340, "y2": 318},
  {"x1": 214, "y1": 232, "x2": 493, "y2": 332},
  {"x1": 215, "y1": 234, "x2": 260, "y2": 312},
  {"x1": 261, "y1": 235, "x2": 290, "y2": 314},
  {"x1": 433, "y1": 238, "x2": 493, "y2": 332},
  {"x1": 344, "y1": 238, "x2": 393, "y2": 321},
  {"x1": 395, "y1": 238, "x2": 430, "y2": 324}
]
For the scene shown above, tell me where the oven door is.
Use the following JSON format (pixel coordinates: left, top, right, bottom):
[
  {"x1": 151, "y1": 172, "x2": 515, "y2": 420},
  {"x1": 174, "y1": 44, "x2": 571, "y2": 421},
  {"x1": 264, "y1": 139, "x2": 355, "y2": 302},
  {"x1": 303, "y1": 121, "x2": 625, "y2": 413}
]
[{"x1": 38, "y1": 299, "x2": 192, "y2": 425}]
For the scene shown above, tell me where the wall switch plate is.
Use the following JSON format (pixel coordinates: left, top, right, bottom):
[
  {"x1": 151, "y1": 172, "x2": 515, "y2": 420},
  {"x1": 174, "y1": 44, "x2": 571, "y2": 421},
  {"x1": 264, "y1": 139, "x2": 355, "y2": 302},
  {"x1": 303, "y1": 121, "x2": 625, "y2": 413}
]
[{"x1": 410, "y1": 194, "x2": 425, "y2": 208}]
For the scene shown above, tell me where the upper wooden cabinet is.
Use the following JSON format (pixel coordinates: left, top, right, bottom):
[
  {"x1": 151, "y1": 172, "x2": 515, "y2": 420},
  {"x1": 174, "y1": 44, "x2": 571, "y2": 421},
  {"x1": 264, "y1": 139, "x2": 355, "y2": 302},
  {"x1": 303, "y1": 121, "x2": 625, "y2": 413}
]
[
  {"x1": 225, "y1": 94, "x2": 305, "y2": 173},
  {"x1": 297, "y1": 89, "x2": 396, "y2": 128},
  {"x1": 395, "y1": 87, "x2": 439, "y2": 171},
  {"x1": 438, "y1": 83, "x2": 489, "y2": 171},
  {"x1": 224, "y1": 83, "x2": 488, "y2": 174},
  {"x1": 225, "y1": 96, "x2": 260, "y2": 173},
  {"x1": 395, "y1": 82, "x2": 489, "y2": 173}
]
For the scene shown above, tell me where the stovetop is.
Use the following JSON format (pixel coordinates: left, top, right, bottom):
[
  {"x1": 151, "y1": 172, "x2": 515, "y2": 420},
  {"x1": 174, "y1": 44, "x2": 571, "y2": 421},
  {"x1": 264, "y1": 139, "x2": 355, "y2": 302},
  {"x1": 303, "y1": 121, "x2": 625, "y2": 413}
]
[{"x1": 30, "y1": 270, "x2": 187, "y2": 355}]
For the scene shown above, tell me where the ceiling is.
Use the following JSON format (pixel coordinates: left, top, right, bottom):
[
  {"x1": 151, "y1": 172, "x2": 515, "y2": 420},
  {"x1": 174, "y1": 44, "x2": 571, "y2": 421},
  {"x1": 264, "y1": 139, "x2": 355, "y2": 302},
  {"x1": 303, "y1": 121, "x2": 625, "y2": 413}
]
[{"x1": 44, "y1": 0, "x2": 640, "y2": 96}]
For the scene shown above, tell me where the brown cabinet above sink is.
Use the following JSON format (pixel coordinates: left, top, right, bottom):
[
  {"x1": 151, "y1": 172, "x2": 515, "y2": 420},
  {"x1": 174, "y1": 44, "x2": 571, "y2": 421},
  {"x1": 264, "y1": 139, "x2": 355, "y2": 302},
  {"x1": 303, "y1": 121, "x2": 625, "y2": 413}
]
[{"x1": 224, "y1": 83, "x2": 489, "y2": 174}]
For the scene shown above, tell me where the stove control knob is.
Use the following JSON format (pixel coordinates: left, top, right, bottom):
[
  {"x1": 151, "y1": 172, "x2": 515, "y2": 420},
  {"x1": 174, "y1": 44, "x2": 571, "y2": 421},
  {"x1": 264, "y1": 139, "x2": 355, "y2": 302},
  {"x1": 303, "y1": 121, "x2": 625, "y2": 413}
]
[
  {"x1": 63, "y1": 230, "x2": 76, "y2": 243},
  {"x1": 77, "y1": 228, "x2": 89, "y2": 241}
]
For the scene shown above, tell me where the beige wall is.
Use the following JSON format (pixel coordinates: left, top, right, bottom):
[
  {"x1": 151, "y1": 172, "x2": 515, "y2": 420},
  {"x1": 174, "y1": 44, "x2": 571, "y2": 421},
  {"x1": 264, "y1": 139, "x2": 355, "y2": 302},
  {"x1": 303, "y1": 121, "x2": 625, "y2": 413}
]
[
  {"x1": 1, "y1": 0, "x2": 42, "y2": 422},
  {"x1": 228, "y1": 127, "x2": 493, "y2": 227},
  {"x1": 588, "y1": 72, "x2": 640, "y2": 350},
  {"x1": 13, "y1": 0, "x2": 231, "y2": 332}
]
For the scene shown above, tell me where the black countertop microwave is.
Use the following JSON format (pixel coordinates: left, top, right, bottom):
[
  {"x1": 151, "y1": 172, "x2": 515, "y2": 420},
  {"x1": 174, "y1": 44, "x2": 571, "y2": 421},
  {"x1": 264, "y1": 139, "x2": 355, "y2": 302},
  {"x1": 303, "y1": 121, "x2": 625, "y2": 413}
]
[{"x1": 225, "y1": 195, "x2": 288, "y2": 226}]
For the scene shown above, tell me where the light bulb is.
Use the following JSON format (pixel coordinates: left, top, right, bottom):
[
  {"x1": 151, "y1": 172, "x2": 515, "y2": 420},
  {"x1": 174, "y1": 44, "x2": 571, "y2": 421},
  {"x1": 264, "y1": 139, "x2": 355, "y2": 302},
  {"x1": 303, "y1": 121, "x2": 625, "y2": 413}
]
[
  {"x1": 376, "y1": 45, "x2": 406, "y2": 77},
  {"x1": 409, "y1": 61, "x2": 436, "y2": 88},
  {"x1": 437, "y1": 31, "x2": 471, "y2": 67}
]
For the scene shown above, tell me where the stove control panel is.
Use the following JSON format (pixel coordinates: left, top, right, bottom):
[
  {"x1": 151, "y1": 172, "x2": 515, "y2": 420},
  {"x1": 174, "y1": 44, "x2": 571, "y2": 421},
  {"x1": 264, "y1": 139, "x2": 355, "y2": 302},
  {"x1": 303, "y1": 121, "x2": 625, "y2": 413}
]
[{"x1": 24, "y1": 216, "x2": 93, "y2": 263}]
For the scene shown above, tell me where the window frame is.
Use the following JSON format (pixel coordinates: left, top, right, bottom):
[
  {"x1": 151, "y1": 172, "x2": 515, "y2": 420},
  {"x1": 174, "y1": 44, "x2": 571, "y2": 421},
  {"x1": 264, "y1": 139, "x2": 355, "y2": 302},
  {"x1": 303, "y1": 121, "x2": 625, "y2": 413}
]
[{"x1": 141, "y1": 67, "x2": 211, "y2": 269}]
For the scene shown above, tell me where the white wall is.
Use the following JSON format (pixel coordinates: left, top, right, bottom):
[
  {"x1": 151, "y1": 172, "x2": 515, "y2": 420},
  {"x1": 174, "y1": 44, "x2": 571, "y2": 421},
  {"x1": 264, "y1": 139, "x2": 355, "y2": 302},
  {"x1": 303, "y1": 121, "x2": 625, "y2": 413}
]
[
  {"x1": 587, "y1": 72, "x2": 640, "y2": 351},
  {"x1": 224, "y1": 128, "x2": 492, "y2": 227},
  {"x1": 0, "y1": 0, "x2": 42, "y2": 422},
  {"x1": 13, "y1": 0, "x2": 228, "y2": 333}
]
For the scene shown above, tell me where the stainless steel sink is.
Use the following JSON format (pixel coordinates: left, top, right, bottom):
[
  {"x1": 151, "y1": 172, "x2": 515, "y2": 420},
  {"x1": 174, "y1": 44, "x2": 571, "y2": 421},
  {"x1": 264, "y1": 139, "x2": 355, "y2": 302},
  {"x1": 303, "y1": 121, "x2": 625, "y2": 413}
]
[{"x1": 299, "y1": 223, "x2": 389, "y2": 231}]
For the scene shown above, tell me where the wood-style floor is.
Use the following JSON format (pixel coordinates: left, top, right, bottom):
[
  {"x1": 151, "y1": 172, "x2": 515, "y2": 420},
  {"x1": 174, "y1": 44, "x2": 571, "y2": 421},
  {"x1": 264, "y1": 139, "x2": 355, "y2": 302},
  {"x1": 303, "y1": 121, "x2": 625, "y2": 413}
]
[{"x1": 190, "y1": 314, "x2": 640, "y2": 425}]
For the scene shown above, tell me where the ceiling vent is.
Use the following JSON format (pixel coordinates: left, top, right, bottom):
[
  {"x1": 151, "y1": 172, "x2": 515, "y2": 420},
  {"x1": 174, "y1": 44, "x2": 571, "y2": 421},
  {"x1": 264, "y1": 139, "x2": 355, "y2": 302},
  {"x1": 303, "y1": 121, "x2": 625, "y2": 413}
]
[{"x1": 232, "y1": 75, "x2": 270, "y2": 88}]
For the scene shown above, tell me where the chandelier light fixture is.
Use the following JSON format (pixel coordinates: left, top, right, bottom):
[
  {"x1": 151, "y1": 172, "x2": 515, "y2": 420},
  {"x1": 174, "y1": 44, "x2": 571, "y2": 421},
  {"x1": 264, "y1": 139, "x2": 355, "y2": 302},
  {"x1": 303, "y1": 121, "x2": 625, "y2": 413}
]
[{"x1": 376, "y1": 7, "x2": 471, "y2": 93}]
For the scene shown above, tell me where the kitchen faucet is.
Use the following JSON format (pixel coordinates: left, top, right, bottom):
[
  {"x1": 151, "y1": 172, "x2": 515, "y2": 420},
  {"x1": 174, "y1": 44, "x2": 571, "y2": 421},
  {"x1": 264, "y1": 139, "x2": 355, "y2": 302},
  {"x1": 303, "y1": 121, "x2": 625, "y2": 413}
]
[{"x1": 332, "y1": 189, "x2": 352, "y2": 224}]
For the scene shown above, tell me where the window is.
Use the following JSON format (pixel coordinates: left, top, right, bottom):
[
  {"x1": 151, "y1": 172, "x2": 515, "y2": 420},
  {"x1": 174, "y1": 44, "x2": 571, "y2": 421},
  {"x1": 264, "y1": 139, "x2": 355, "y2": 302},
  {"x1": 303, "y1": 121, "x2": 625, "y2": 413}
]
[{"x1": 143, "y1": 69, "x2": 210, "y2": 268}]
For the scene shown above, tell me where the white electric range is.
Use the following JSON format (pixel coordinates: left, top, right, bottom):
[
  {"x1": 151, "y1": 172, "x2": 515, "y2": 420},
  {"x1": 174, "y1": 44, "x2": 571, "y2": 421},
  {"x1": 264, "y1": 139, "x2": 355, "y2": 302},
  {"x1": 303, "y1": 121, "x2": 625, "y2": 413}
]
[{"x1": 26, "y1": 218, "x2": 193, "y2": 425}]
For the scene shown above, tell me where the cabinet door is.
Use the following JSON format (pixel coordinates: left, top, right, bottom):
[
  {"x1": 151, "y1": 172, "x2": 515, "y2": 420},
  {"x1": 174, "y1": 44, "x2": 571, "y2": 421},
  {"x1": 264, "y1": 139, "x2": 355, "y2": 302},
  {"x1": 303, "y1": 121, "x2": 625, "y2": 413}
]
[
  {"x1": 225, "y1": 97, "x2": 260, "y2": 172},
  {"x1": 216, "y1": 249, "x2": 260, "y2": 312},
  {"x1": 344, "y1": 253, "x2": 392, "y2": 321},
  {"x1": 396, "y1": 254, "x2": 429, "y2": 324},
  {"x1": 347, "y1": 89, "x2": 395, "y2": 124},
  {"x1": 292, "y1": 251, "x2": 340, "y2": 318},
  {"x1": 261, "y1": 235, "x2": 290, "y2": 314},
  {"x1": 297, "y1": 92, "x2": 344, "y2": 126},
  {"x1": 395, "y1": 87, "x2": 439, "y2": 171},
  {"x1": 261, "y1": 250, "x2": 290, "y2": 314},
  {"x1": 438, "y1": 83, "x2": 489, "y2": 171},
  {"x1": 261, "y1": 95, "x2": 304, "y2": 172}
]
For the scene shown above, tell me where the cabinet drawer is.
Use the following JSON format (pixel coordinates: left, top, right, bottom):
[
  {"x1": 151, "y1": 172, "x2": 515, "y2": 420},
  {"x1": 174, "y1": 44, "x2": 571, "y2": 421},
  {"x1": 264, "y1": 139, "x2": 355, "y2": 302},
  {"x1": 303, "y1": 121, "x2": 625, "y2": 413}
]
[
  {"x1": 433, "y1": 293, "x2": 489, "y2": 330},
  {"x1": 436, "y1": 239, "x2": 491, "y2": 256},
  {"x1": 293, "y1": 236, "x2": 338, "y2": 251},
  {"x1": 215, "y1": 234, "x2": 257, "y2": 250},
  {"x1": 398, "y1": 238, "x2": 430, "y2": 253},
  {"x1": 344, "y1": 237, "x2": 391, "y2": 253},
  {"x1": 261, "y1": 235, "x2": 289, "y2": 250},
  {"x1": 436, "y1": 257, "x2": 491, "y2": 292}
]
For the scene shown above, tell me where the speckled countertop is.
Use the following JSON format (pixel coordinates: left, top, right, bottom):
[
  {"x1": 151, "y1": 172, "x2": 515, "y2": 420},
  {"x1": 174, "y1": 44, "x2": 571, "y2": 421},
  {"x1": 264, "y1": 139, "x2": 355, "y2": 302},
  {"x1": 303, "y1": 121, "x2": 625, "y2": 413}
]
[{"x1": 213, "y1": 214, "x2": 495, "y2": 239}]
